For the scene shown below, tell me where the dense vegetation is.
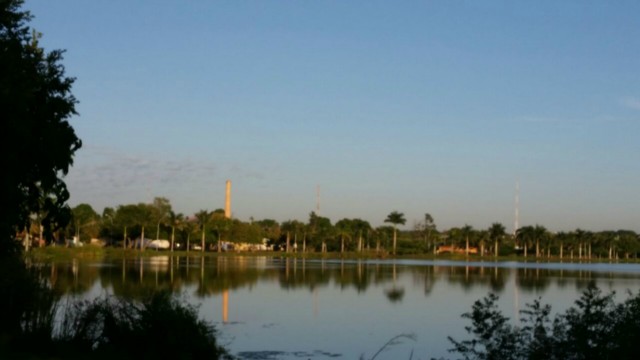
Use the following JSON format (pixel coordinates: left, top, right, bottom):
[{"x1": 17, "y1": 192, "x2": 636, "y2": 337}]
[
  {"x1": 31, "y1": 197, "x2": 639, "y2": 260},
  {"x1": 4, "y1": 0, "x2": 639, "y2": 358},
  {"x1": 0, "y1": 1, "x2": 229, "y2": 358},
  {"x1": 446, "y1": 282, "x2": 640, "y2": 360},
  {"x1": 52, "y1": 292, "x2": 230, "y2": 360}
]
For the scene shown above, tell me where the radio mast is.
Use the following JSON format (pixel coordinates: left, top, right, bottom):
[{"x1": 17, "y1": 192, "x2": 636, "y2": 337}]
[{"x1": 514, "y1": 180, "x2": 519, "y2": 236}]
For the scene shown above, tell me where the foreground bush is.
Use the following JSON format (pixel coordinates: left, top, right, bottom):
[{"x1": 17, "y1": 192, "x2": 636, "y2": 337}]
[
  {"x1": 447, "y1": 281, "x2": 640, "y2": 360},
  {"x1": 53, "y1": 292, "x2": 232, "y2": 360},
  {"x1": 0, "y1": 258, "x2": 231, "y2": 360},
  {"x1": 0, "y1": 256, "x2": 58, "y2": 353}
]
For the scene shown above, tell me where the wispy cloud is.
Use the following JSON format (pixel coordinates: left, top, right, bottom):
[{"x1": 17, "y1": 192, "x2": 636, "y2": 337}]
[
  {"x1": 620, "y1": 96, "x2": 640, "y2": 110},
  {"x1": 64, "y1": 145, "x2": 260, "y2": 204},
  {"x1": 68, "y1": 146, "x2": 218, "y2": 193}
]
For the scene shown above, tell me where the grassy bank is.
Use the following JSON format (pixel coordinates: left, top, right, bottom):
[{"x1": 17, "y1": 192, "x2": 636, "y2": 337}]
[{"x1": 24, "y1": 246, "x2": 640, "y2": 264}]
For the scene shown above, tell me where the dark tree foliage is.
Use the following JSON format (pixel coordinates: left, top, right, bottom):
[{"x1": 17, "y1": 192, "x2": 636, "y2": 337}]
[
  {"x1": 1, "y1": 3, "x2": 230, "y2": 360},
  {"x1": 0, "y1": 0, "x2": 81, "y2": 254},
  {"x1": 1, "y1": 0, "x2": 81, "y2": 351},
  {"x1": 52, "y1": 292, "x2": 232, "y2": 360},
  {"x1": 446, "y1": 282, "x2": 640, "y2": 360},
  {"x1": 447, "y1": 293, "x2": 519, "y2": 360}
]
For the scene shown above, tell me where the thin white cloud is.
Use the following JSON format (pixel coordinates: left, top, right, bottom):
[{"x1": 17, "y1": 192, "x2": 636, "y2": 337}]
[
  {"x1": 64, "y1": 145, "x2": 265, "y2": 212},
  {"x1": 68, "y1": 148, "x2": 218, "y2": 192},
  {"x1": 620, "y1": 96, "x2": 640, "y2": 110}
]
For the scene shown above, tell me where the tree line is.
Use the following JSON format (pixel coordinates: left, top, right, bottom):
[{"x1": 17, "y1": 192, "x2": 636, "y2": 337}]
[
  {"x1": 20, "y1": 197, "x2": 639, "y2": 259},
  {"x1": 35, "y1": 197, "x2": 397, "y2": 253}
]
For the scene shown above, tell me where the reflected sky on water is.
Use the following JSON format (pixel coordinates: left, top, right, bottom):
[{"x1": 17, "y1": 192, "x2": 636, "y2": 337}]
[{"x1": 37, "y1": 256, "x2": 640, "y2": 359}]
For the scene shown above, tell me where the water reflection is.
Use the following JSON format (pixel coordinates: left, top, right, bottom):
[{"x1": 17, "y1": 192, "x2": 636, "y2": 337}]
[
  {"x1": 37, "y1": 256, "x2": 640, "y2": 303},
  {"x1": 34, "y1": 256, "x2": 640, "y2": 359}
]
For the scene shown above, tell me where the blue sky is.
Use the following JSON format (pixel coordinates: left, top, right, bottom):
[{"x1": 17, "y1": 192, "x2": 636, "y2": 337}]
[{"x1": 28, "y1": 0, "x2": 640, "y2": 232}]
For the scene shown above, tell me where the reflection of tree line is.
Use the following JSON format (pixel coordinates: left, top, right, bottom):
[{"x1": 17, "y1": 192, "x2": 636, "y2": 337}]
[
  {"x1": 428, "y1": 264, "x2": 509, "y2": 293},
  {"x1": 512, "y1": 267, "x2": 633, "y2": 293},
  {"x1": 38, "y1": 258, "x2": 101, "y2": 296},
  {"x1": 35, "y1": 257, "x2": 640, "y2": 302}
]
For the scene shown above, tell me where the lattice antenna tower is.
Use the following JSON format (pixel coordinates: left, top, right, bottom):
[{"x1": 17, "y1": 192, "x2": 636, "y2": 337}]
[
  {"x1": 514, "y1": 180, "x2": 520, "y2": 236},
  {"x1": 316, "y1": 185, "x2": 320, "y2": 215}
]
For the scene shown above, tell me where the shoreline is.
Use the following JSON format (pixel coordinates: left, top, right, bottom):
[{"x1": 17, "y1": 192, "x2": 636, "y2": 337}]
[{"x1": 24, "y1": 246, "x2": 640, "y2": 265}]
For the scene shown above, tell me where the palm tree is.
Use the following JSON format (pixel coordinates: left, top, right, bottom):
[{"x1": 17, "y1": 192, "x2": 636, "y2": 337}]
[
  {"x1": 183, "y1": 217, "x2": 197, "y2": 252},
  {"x1": 616, "y1": 230, "x2": 637, "y2": 259},
  {"x1": 555, "y1": 231, "x2": 571, "y2": 259},
  {"x1": 151, "y1": 197, "x2": 172, "y2": 241},
  {"x1": 517, "y1": 225, "x2": 535, "y2": 257},
  {"x1": 533, "y1": 225, "x2": 548, "y2": 258},
  {"x1": 281, "y1": 220, "x2": 304, "y2": 253},
  {"x1": 564, "y1": 230, "x2": 578, "y2": 259},
  {"x1": 415, "y1": 213, "x2": 436, "y2": 253},
  {"x1": 351, "y1": 218, "x2": 371, "y2": 253},
  {"x1": 476, "y1": 230, "x2": 489, "y2": 257},
  {"x1": 574, "y1": 228, "x2": 591, "y2": 259},
  {"x1": 300, "y1": 222, "x2": 309, "y2": 253},
  {"x1": 374, "y1": 226, "x2": 394, "y2": 253},
  {"x1": 169, "y1": 212, "x2": 184, "y2": 252},
  {"x1": 195, "y1": 210, "x2": 210, "y2": 253},
  {"x1": 385, "y1": 211, "x2": 406, "y2": 255},
  {"x1": 134, "y1": 203, "x2": 153, "y2": 251},
  {"x1": 488, "y1": 222, "x2": 506, "y2": 257},
  {"x1": 335, "y1": 219, "x2": 354, "y2": 254},
  {"x1": 446, "y1": 227, "x2": 462, "y2": 251},
  {"x1": 460, "y1": 224, "x2": 474, "y2": 256},
  {"x1": 280, "y1": 220, "x2": 293, "y2": 253}
]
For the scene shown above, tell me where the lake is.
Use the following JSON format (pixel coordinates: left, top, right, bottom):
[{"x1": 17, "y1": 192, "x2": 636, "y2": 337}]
[{"x1": 38, "y1": 255, "x2": 640, "y2": 359}]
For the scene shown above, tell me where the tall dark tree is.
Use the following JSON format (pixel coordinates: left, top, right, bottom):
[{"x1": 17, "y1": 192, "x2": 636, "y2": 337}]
[
  {"x1": 414, "y1": 213, "x2": 437, "y2": 253},
  {"x1": 351, "y1": 218, "x2": 372, "y2": 252},
  {"x1": 374, "y1": 225, "x2": 394, "y2": 253},
  {"x1": 1, "y1": 0, "x2": 81, "y2": 254},
  {"x1": 113, "y1": 204, "x2": 148, "y2": 248},
  {"x1": 255, "y1": 218, "x2": 281, "y2": 245},
  {"x1": 424, "y1": 213, "x2": 436, "y2": 253},
  {"x1": 461, "y1": 224, "x2": 474, "y2": 256},
  {"x1": 616, "y1": 230, "x2": 638, "y2": 259},
  {"x1": 71, "y1": 203, "x2": 100, "y2": 243},
  {"x1": 308, "y1": 211, "x2": 333, "y2": 253},
  {"x1": 195, "y1": 210, "x2": 210, "y2": 252},
  {"x1": 488, "y1": 222, "x2": 506, "y2": 257},
  {"x1": 169, "y1": 211, "x2": 184, "y2": 251},
  {"x1": 555, "y1": 231, "x2": 571, "y2": 259},
  {"x1": 100, "y1": 206, "x2": 116, "y2": 241},
  {"x1": 517, "y1": 225, "x2": 535, "y2": 257},
  {"x1": 335, "y1": 218, "x2": 353, "y2": 253},
  {"x1": 281, "y1": 219, "x2": 304, "y2": 252},
  {"x1": 151, "y1": 197, "x2": 172, "y2": 240},
  {"x1": 533, "y1": 224, "x2": 548, "y2": 258},
  {"x1": 210, "y1": 210, "x2": 232, "y2": 251},
  {"x1": 385, "y1": 211, "x2": 406, "y2": 255},
  {"x1": 0, "y1": 0, "x2": 81, "y2": 350}
]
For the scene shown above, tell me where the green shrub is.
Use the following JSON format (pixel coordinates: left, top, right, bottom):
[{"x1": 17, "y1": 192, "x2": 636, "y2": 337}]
[
  {"x1": 56, "y1": 292, "x2": 232, "y2": 360},
  {"x1": 446, "y1": 281, "x2": 640, "y2": 360},
  {"x1": 0, "y1": 257, "x2": 231, "y2": 360}
]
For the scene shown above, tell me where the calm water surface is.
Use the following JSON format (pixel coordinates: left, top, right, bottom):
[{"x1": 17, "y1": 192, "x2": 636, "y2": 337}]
[{"x1": 40, "y1": 256, "x2": 640, "y2": 359}]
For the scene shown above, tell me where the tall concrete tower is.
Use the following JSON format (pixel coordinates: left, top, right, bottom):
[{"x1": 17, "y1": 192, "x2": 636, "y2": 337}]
[{"x1": 224, "y1": 180, "x2": 231, "y2": 219}]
